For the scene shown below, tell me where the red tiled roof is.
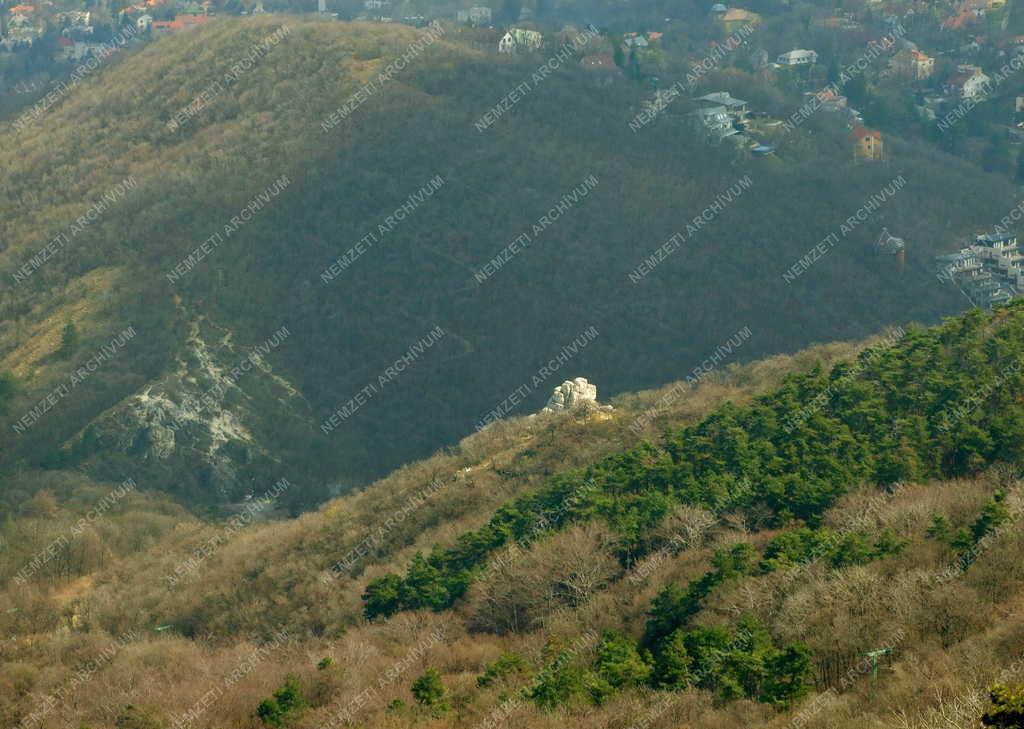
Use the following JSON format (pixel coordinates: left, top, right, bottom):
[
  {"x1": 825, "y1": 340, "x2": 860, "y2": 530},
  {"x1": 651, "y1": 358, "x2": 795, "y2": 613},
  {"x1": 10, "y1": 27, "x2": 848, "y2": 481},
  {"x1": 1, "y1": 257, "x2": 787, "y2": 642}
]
[
  {"x1": 852, "y1": 126, "x2": 881, "y2": 140},
  {"x1": 10, "y1": 4, "x2": 35, "y2": 13},
  {"x1": 722, "y1": 8, "x2": 758, "y2": 21}
]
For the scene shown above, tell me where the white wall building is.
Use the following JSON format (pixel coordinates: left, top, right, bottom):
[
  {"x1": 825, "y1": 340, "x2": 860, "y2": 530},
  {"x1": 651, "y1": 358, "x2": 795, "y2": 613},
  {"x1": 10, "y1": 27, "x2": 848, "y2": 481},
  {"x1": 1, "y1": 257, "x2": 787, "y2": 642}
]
[
  {"x1": 776, "y1": 49, "x2": 818, "y2": 66},
  {"x1": 499, "y1": 27, "x2": 542, "y2": 53}
]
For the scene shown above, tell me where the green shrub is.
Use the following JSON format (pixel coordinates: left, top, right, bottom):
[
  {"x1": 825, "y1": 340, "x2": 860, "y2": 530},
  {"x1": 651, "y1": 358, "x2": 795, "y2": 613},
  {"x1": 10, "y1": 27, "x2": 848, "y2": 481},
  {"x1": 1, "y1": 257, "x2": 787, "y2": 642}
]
[
  {"x1": 584, "y1": 672, "x2": 616, "y2": 705},
  {"x1": 362, "y1": 574, "x2": 403, "y2": 619},
  {"x1": 652, "y1": 629, "x2": 690, "y2": 689},
  {"x1": 58, "y1": 321, "x2": 79, "y2": 359},
  {"x1": 873, "y1": 528, "x2": 908, "y2": 557},
  {"x1": 972, "y1": 491, "x2": 1011, "y2": 543},
  {"x1": 982, "y1": 683, "x2": 1024, "y2": 727},
  {"x1": 477, "y1": 652, "x2": 530, "y2": 688},
  {"x1": 762, "y1": 644, "x2": 814, "y2": 708},
  {"x1": 642, "y1": 543, "x2": 756, "y2": 653},
  {"x1": 256, "y1": 675, "x2": 307, "y2": 727},
  {"x1": 411, "y1": 667, "x2": 449, "y2": 714},
  {"x1": 829, "y1": 532, "x2": 877, "y2": 568},
  {"x1": 527, "y1": 655, "x2": 587, "y2": 710},
  {"x1": 760, "y1": 528, "x2": 827, "y2": 571},
  {"x1": 642, "y1": 612, "x2": 812, "y2": 705},
  {"x1": 926, "y1": 514, "x2": 953, "y2": 542},
  {"x1": 594, "y1": 631, "x2": 651, "y2": 689}
]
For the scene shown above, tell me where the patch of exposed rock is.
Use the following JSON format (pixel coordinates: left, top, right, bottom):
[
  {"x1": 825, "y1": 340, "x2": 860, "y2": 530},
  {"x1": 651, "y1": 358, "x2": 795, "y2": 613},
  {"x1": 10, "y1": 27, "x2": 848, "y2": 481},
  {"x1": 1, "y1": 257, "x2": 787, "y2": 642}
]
[
  {"x1": 541, "y1": 377, "x2": 611, "y2": 414},
  {"x1": 66, "y1": 317, "x2": 304, "y2": 501}
]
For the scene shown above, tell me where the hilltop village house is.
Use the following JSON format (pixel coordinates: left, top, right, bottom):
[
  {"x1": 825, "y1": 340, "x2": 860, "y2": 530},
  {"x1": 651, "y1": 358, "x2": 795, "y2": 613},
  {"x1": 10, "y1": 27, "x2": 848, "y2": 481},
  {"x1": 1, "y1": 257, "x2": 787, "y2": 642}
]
[
  {"x1": 3, "y1": 6, "x2": 43, "y2": 49},
  {"x1": 936, "y1": 233, "x2": 1021, "y2": 308},
  {"x1": 805, "y1": 88, "x2": 862, "y2": 125},
  {"x1": 893, "y1": 48, "x2": 934, "y2": 80},
  {"x1": 691, "y1": 105, "x2": 737, "y2": 142},
  {"x1": 852, "y1": 126, "x2": 884, "y2": 161},
  {"x1": 718, "y1": 7, "x2": 760, "y2": 33},
  {"x1": 695, "y1": 91, "x2": 748, "y2": 116},
  {"x1": 57, "y1": 10, "x2": 94, "y2": 36},
  {"x1": 946, "y1": 65, "x2": 991, "y2": 100},
  {"x1": 498, "y1": 27, "x2": 542, "y2": 53},
  {"x1": 776, "y1": 48, "x2": 817, "y2": 66},
  {"x1": 690, "y1": 91, "x2": 747, "y2": 143},
  {"x1": 687, "y1": 91, "x2": 772, "y2": 154},
  {"x1": 120, "y1": 0, "x2": 168, "y2": 25}
]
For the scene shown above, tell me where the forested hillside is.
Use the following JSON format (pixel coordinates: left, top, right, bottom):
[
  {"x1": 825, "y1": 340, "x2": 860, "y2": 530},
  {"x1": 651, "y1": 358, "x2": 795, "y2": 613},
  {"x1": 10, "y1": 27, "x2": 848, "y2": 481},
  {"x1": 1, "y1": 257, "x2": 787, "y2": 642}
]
[
  {"x1": 1, "y1": 304, "x2": 1023, "y2": 729},
  {"x1": 0, "y1": 18, "x2": 1018, "y2": 512},
  {"x1": 362, "y1": 305, "x2": 1024, "y2": 620}
]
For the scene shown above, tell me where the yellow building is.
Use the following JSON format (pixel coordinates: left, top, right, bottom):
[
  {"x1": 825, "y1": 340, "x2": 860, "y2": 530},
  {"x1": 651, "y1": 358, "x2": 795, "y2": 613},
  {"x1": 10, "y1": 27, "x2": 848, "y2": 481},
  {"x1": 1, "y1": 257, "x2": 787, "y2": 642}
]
[{"x1": 852, "y1": 126, "x2": 884, "y2": 161}]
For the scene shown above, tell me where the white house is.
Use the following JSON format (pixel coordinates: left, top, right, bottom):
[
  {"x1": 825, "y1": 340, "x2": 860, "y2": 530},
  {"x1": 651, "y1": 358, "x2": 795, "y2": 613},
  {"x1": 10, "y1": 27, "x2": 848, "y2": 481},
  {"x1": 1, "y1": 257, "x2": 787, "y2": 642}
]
[
  {"x1": 691, "y1": 105, "x2": 739, "y2": 143},
  {"x1": 963, "y1": 72, "x2": 991, "y2": 100},
  {"x1": 499, "y1": 27, "x2": 542, "y2": 53},
  {"x1": 4, "y1": 16, "x2": 43, "y2": 48},
  {"x1": 57, "y1": 10, "x2": 94, "y2": 35},
  {"x1": 694, "y1": 91, "x2": 747, "y2": 117},
  {"x1": 947, "y1": 66, "x2": 991, "y2": 101},
  {"x1": 776, "y1": 49, "x2": 818, "y2": 66},
  {"x1": 936, "y1": 232, "x2": 1021, "y2": 307},
  {"x1": 137, "y1": 14, "x2": 153, "y2": 30}
]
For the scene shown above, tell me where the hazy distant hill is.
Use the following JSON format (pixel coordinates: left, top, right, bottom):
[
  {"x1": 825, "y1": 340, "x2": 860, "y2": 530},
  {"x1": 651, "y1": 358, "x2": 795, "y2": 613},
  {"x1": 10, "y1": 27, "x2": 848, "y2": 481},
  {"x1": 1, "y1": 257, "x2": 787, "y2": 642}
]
[{"x1": 0, "y1": 17, "x2": 1017, "y2": 511}]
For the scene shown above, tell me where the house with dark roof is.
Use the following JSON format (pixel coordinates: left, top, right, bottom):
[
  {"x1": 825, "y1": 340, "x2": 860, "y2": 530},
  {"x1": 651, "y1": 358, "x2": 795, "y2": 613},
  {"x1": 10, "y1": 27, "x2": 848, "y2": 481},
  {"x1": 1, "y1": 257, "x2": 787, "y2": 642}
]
[{"x1": 694, "y1": 92, "x2": 747, "y2": 115}]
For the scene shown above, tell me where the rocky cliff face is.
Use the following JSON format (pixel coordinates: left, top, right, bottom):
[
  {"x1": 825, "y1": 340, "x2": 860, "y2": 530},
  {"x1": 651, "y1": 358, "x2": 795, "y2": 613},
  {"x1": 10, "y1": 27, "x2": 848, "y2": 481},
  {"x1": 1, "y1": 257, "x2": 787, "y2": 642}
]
[{"x1": 66, "y1": 317, "x2": 308, "y2": 504}]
